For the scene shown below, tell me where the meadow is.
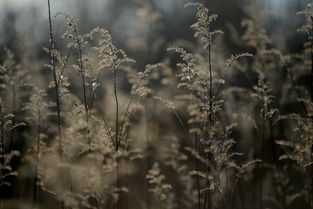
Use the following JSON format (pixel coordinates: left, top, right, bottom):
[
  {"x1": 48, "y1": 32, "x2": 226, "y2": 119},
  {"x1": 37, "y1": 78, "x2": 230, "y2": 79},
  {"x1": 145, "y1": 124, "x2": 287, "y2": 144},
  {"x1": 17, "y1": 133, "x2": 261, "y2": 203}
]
[{"x1": 0, "y1": 0, "x2": 313, "y2": 209}]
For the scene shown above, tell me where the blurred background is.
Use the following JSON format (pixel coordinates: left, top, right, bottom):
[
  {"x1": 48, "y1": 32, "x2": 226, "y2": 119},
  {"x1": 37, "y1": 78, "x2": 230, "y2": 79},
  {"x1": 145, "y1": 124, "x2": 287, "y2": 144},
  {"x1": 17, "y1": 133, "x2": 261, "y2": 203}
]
[{"x1": 0, "y1": 0, "x2": 311, "y2": 66}]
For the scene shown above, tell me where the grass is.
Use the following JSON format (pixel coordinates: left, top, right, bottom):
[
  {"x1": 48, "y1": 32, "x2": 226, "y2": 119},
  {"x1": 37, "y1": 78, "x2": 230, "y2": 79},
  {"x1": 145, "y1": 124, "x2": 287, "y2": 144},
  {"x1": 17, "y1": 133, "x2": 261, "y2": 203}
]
[{"x1": 0, "y1": 1, "x2": 313, "y2": 209}]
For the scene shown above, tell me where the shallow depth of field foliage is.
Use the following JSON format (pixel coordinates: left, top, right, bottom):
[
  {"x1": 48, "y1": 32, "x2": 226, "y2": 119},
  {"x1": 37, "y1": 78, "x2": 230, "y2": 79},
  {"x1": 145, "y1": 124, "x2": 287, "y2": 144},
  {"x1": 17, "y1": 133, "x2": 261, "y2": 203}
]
[{"x1": 0, "y1": 0, "x2": 313, "y2": 209}]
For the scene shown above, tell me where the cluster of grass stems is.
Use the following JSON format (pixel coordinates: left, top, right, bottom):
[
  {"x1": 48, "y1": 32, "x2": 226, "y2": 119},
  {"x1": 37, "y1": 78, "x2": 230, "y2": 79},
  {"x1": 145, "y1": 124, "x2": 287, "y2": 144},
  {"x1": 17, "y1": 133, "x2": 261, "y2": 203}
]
[{"x1": 0, "y1": 1, "x2": 313, "y2": 209}]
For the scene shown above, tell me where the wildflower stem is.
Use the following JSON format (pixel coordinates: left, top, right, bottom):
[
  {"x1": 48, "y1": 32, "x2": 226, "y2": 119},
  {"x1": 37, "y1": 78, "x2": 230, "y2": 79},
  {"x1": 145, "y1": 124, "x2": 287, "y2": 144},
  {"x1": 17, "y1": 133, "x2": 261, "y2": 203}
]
[
  {"x1": 74, "y1": 27, "x2": 91, "y2": 152},
  {"x1": 260, "y1": 103, "x2": 265, "y2": 209},
  {"x1": 33, "y1": 110, "x2": 41, "y2": 203},
  {"x1": 310, "y1": 35, "x2": 313, "y2": 209},
  {"x1": 203, "y1": 41, "x2": 213, "y2": 209},
  {"x1": 311, "y1": 36, "x2": 313, "y2": 103},
  {"x1": 9, "y1": 88, "x2": 16, "y2": 150},
  {"x1": 47, "y1": 0, "x2": 63, "y2": 159},
  {"x1": 113, "y1": 64, "x2": 120, "y2": 209},
  {"x1": 113, "y1": 65, "x2": 119, "y2": 150},
  {"x1": 0, "y1": 105, "x2": 4, "y2": 166},
  {"x1": 194, "y1": 121, "x2": 201, "y2": 209}
]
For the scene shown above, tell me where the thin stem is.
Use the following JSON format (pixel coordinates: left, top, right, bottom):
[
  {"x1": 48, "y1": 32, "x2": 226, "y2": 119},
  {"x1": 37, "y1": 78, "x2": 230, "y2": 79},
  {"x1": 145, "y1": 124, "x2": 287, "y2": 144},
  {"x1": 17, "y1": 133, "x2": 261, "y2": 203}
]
[
  {"x1": 117, "y1": 80, "x2": 141, "y2": 148},
  {"x1": 309, "y1": 35, "x2": 313, "y2": 209},
  {"x1": 57, "y1": 46, "x2": 72, "y2": 84},
  {"x1": 119, "y1": 109, "x2": 136, "y2": 144},
  {"x1": 47, "y1": 0, "x2": 62, "y2": 159},
  {"x1": 145, "y1": 106, "x2": 151, "y2": 209},
  {"x1": 65, "y1": 62, "x2": 83, "y2": 102},
  {"x1": 226, "y1": 167, "x2": 229, "y2": 209},
  {"x1": 81, "y1": 59, "x2": 90, "y2": 151},
  {"x1": 93, "y1": 93, "x2": 114, "y2": 143},
  {"x1": 286, "y1": 67, "x2": 308, "y2": 115},
  {"x1": 203, "y1": 42, "x2": 212, "y2": 209},
  {"x1": 47, "y1": 4, "x2": 65, "y2": 209},
  {"x1": 212, "y1": 59, "x2": 234, "y2": 103},
  {"x1": 269, "y1": 118, "x2": 276, "y2": 162},
  {"x1": 310, "y1": 37, "x2": 313, "y2": 103},
  {"x1": 86, "y1": 111, "x2": 91, "y2": 151},
  {"x1": 113, "y1": 64, "x2": 120, "y2": 209},
  {"x1": 118, "y1": 99, "x2": 140, "y2": 148},
  {"x1": 88, "y1": 70, "x2": 101, "y2": 115},
  {"x1": 115, "y1": 155, "x2": 120, "y2": 209},
  {"x1": 208, "y1": 44, "x2": 213, "y2": 127},
  {"x1": 171, "y1": 108, "x2": 194, "y2": 147},
  {"x1": 0, "y1": 106, "x2": 5, "y2": 209},
  {"x1": 260, "y1": 107, "x2": 265, "y2": 209},
  {"x1": 74, "y1": 27, "x2": 91, "y2": 151},
  {"x1": 311, "y1": 150, "x2": 313, "y2": 209},
  {"x1": 0, "y1": 106, "x2": 4, "y2": 166},
  {"x1": 193, "y1": 94, "x2": 201, "y2": 209},
  {"x1": 9, "y1": 87, "x2": 16, "y2": 150},
  {"x1": 194, "y1": 123, "x2": 201, "y2": 209},
  {"x1": 33, "y1": 110, "x2": 41, "y2": 203},
  {"x1": 113, "y1": 65, "x2": 119, "y2": 150},
  {"x1": 117, "y1": 76, "x2": 147, "y2": 147}
]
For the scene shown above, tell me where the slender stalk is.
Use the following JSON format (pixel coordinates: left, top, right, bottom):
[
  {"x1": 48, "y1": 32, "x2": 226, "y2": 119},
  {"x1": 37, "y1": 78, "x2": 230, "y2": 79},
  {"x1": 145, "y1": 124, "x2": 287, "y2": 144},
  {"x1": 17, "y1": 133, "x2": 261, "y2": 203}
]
[
  {"x1": 81, "y1": 68, "x2": 90, "y2": 150},
  {"x1": 212, "y1": 59, "x2": 235, "y2": 104},
  {"x1": 117, "y1": 83, "x2": 139, "y2": 149},
  {"x1": 115, "y1": 155, "x2": 120, "y2": 209},
  {"x1": 311, "y1": 147, "x2": 313, "y2": 209},
  {"x1": 57, "y1": 46, "x2": 73, "y2": 84},
  {"x1": 9, "y1": 87, "x2": 16, "y2": 150},
  {"x1": 311, "y1": 36, "x2": 313, "y2": 103},
  {"x1": 269, "y1": 118, "x2": 276, "y2": 162},
  {"x1": 226, "y1": 166, "x2": 229, "y2": 209},
  {"x1": 260, "y1": 105, "x2": 266, "y2": 209},
  {"x1": 145, "y1": 105, "x2": 151, "y2": 209},
  {"x1": 0, "y1": 106, "x2": 4, "y2": 166},
  {"x1": 286, "y1": 67, "x2": 308, "y2": 115},
  {"x1": 90, "y1": 89, "x2": 115, "y2": 148},
  {"x1": 208, "y1": 44, "x2": 213, "y2": 127},
  {"x1": 0, "y1": 106, "x2": 4, "y2": 209},
  {"x1": 113, "y1": 65, "x2": 119, "y2": 150},
  {"x1": 117, "y1": 76, "x2": 147, "y2": 148},
  {"x1": 73, "y1": 27, "x2": 91, "y2": 151},
  {"x1": 203, "y1": 42, "x2": 212, "y2": 209},
  {"x1": 194, "y1": 122, "x2": 201, "y2": 209},
  {"x1": 112, "y1": 64, "x2": 120, "y2": 209},
  {"x1": 33, "y1": 110, "x2": 41, "y2": 203},
  {"x1": 47, "y1": 3, "x2": 65, "y2": 209},
  {"x1": 171, "y1": 108, "x2": 193, "y2": 146},
  {"x1": 47, "y1": 0, "x2": 62, "y2": 159},
  {"x1": 125, "y1": 165, "x2": 129, "y2": 209},
  {"x1": 87, "y1": 69, "x2": 100, "y2": 114},
  {"x1": 191, "y1": 95, "x2": 201, "y2": 209},
  {"x1": 310, "y1": 37, "x2": 313, "y2": 209}
]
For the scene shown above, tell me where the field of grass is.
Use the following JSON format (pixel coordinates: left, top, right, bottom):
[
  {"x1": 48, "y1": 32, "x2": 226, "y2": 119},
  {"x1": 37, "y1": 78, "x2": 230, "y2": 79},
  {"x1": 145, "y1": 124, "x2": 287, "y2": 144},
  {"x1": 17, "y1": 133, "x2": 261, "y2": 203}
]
[{"x1": 0, "y1": 1, "x2": 313, "y2": 209}]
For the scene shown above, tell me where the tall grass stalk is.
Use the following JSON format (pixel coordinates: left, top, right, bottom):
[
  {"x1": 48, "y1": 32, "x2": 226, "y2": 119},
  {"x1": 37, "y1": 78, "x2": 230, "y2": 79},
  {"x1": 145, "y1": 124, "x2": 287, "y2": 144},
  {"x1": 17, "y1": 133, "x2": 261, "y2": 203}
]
[
  {"x1": 9, "y1": 90, "x2": 16, "y2": 150},
  {"x1": 310, "y1": 34, "x2": 313, "y2": 209},
  {"x1": 47, "y1": 3, "x2": 66, "y2": 209},
  {"x1": 203, "y1": 40, "x2": 212, "y2": 209},
  {"x1": 260, "y1": 107, "x2": 265, "y2": 209},
  {"x1": 0, "y1": 104, "x2": 4, "y2": 166},
  {"x1": 194, "y1": 118, "x2": 201, "y2": 209},
  {"x1": 113, "y1": 64, "x2": 120, "y2": 209},
  {"x1": 75, "y1": 28, "x2": 92, "y2": 152},
  {"x1": 47, "y1": 0, "x2": 63, "y2": 159},
  {"x1": 308, "y1": 40, "x2": 313, "y2": 209},
  {"x1": 33, "y1": 109, "x2": 41, "y2": 203}
]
